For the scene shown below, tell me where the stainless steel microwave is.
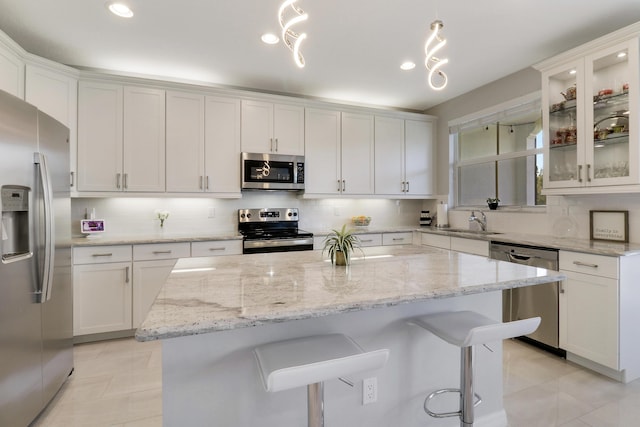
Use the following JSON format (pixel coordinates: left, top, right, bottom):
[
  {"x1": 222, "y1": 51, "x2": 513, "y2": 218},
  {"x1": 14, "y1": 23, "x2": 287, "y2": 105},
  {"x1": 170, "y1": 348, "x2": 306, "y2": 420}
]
[{"x1": 241, "y1": 152, "x2": 305, "y2": 190}]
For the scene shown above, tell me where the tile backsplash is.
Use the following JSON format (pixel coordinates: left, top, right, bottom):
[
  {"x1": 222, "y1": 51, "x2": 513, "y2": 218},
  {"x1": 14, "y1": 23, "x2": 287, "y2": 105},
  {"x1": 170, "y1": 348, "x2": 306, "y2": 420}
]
[
  {"x1": 71, "y1": 193, "x2": 426, "y2": 237},
  {"x1": 72, "y1": 193, "x2": 640, "y2": 243}
]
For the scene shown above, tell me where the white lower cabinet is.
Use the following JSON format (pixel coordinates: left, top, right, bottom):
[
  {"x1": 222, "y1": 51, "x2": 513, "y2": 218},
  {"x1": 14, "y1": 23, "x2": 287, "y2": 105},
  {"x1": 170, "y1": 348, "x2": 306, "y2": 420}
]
[
  {"x1": 132, "y1": 243, "x2": 190, "y2": 329},
  {"x1": 382, "y1": 232, "x2": 412, "y2": 246},
  {"x1": 191, "y1": 240, "x2": 242, "y2": 257},
  {"x1": 559, "y1": 250, "x2": 640, "y2": 382},
  {"x1": 559, "y1": 251, "x2": 619, "y2": 371},
  {"x1": 73, "y1": 245, "x2": 133, "y2": 336},
  {"x1": 420, "y1": 233, "x2": 489, "y2": 257},
  {"x1": 73, "y1": 240, "x2": 241, "y2": 339},
  {"x1": 132, "y1": 259, "x2": 177, "y2": 328},
  {"x1": 450, "y1": 237, "x2": 489, "y2": 256}
]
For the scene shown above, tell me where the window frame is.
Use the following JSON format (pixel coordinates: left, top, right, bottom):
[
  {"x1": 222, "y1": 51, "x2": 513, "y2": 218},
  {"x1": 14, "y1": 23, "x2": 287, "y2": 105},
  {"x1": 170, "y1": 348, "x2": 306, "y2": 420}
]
[{"x1": 449, "y1": 92, "x2": 545, "y2": 209}]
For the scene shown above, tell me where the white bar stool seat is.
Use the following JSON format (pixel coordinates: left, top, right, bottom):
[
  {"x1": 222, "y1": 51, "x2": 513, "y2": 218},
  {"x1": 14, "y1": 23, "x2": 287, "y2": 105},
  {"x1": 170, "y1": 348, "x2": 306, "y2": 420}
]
[
  {"x1": 409, "y1": 310, "x2": 540, "y2": 427},
  {"x1": 254, "y1": 333, "x2": 389, "y2": 427}
]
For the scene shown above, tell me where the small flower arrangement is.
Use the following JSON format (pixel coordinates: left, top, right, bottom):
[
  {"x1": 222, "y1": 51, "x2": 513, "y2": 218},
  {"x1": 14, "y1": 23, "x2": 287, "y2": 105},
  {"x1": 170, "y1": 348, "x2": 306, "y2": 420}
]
[
  {"x1": 155, "y1": 209, "x2": 170, "y2": 227},
  {"x1": 486, "y1": 197, "x2": 500, "y2": 210}
]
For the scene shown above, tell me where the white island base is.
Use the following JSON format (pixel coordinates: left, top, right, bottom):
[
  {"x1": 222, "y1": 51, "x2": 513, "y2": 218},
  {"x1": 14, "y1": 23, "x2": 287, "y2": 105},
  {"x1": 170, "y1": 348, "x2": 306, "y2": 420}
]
[{"x1": 162, "y1": 291, "x2": 508, "y2": 427}]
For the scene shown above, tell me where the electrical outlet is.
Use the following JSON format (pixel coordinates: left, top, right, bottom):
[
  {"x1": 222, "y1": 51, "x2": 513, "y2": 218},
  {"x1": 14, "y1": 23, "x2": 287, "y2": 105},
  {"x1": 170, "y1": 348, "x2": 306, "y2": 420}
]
[
  {"x1": 362, "y1": 377, "x2": 377, "y2": 405},
  {"x1": 208, "y1": 207, "x2": 216, "y2": 218}
]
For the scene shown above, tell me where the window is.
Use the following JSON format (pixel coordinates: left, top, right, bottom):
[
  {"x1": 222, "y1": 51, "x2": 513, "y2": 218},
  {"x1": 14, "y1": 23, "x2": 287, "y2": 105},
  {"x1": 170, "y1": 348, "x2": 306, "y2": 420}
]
[{"x1": 450, "y1": 94, "x2": 546, "y2": 207}]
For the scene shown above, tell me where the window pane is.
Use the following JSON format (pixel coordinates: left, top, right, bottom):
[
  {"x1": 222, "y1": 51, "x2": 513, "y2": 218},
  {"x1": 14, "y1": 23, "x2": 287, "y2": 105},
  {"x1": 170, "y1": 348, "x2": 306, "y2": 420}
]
[
  {"x1": 458, "y1": 161, "x2": 495, "y2": 206},
  {"x1": 498, "y1": 119, "x2": 538, "y2": 154},
  {"x1": 497, "y1": 157, "x2": 529, "y2": 205},
  {"x1": 459, "y1": 125, "x2": 497, "y2": 161}
]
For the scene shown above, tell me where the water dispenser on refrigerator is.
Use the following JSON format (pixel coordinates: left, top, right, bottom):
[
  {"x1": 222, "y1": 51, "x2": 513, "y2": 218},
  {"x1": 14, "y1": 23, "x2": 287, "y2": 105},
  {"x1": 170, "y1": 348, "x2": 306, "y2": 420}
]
[{"x1": 1, "y1": 186, "x2": 31, "y2": 262}]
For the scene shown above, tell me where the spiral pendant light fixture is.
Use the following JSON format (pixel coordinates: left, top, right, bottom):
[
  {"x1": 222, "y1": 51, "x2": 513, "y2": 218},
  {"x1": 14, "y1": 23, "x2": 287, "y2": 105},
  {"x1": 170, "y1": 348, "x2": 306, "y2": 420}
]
[
  {"x1": 424, "y1": 20, "x2": 449, "y2": 91},
  {"x1": 278, "y1": 0, "x2": 308, "y2": 68}
]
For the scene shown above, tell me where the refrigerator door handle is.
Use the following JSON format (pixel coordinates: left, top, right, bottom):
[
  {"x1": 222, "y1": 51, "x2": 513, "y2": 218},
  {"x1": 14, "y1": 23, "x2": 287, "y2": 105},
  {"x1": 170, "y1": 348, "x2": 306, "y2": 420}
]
[{"x1": 34, "y1": 152, "x2": 55, "y2": 303}]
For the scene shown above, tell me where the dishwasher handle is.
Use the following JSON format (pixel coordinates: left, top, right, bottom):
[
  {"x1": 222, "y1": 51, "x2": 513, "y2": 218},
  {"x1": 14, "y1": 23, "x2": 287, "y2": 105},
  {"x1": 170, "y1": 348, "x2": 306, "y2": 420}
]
[{"x1": 507, "y1": 252, "x2": 533, "y2": 262}]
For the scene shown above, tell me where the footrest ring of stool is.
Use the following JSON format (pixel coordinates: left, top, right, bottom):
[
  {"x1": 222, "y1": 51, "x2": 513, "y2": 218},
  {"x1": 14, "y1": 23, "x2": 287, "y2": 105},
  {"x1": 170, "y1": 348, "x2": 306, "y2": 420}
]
[{"x1": 423, "y1": 388, "x2": 482, "y2": 418}]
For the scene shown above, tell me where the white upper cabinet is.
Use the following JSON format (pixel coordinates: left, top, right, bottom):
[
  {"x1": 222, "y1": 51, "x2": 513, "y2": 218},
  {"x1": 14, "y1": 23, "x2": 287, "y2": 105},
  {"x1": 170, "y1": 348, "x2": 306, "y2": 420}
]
[
  {"x1": 241, "y1": 99, "x2": 304, "y2": 155},
  {"x1": 25, "y1": 64, "x2": 78, "y2": 189},
  {"x1": 540, "y1": 35, "x2": 640, "y2": 194},
  {"x1": 77, "y1": 81, "x2": 124, "y2": 192},
  {"x1": 205, "y1": 96, "x2": 241, "y2": 194},
  {"x1": 166, "y1": 91, "x2": 205, "y2": 192},
  {"x1": 304, "y1": 107, "x2": 341, "y2": 195},
  {"x1": 404, "y1": 119, "x2": 435, "y2": 196},
  {"x1": 374, "y1": 116, "x2": 405, "y2": 195},
  {"x1": 374, "y1": 116, "x2": 434, "y2": 197},
  {"x1": 77, "y1": 82, "x2": 165, "y2": 193},
  {"x1": 341, "y1": 112, "x2": 374, "y2": 195},
  {"x1": 0, "y1": 37, "x2": 24, "y2": 99},
  {"x1": 123, "y1": 86, "x2": 166, "y2": 192}
]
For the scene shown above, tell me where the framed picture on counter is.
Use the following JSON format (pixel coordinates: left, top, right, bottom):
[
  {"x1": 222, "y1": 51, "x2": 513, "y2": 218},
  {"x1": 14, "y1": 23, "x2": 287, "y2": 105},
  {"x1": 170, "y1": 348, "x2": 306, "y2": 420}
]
[{"x1": 590, "y1": 210, "x2": 628, "y2": 243}]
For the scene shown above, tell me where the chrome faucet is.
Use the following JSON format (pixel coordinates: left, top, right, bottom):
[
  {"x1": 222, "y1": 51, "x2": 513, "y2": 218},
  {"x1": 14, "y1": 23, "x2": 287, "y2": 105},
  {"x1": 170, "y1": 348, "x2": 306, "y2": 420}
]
[{"x1": 469, "y1": 211, "x2": 487, "y2": 231}]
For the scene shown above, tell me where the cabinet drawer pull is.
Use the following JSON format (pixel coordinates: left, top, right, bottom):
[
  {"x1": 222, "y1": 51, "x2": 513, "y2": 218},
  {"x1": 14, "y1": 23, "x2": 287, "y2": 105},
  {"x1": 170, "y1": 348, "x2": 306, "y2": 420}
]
[
  {"x1": 361, "y1": 239, "x2": 373, "y2": 243},
  {"x1": 209, "y1": 247, "x2": 226, "y2": 251},
  {"x1": 206, "y1": 176, "x2": 210, "y2": 190},
  {"x1": 587, "y1": 164, "x2": 592, "y2": 182},
  {"x1": 152, "y1": 250, "x2": 172, "y2": 254},
  {"x1": 116, "y1": 173, "x2": 121, "y2": 189},
  {"x1": 70, "y1": 171, "x2": 75, "y2": 187},
  {"x1": 91, "y1": 253, "x2": 113, "y2": 257},
  {"x1": 406, "y1": 181, "x2": 410, "y2": 193},
  {"x1": 573, "y1": 260, "x2": 598, "y2": 268},
  {"x1": 124, "y1": 173, "x2": 128, "y2": 189},
  {"x1": 125, "y1": 266, "x2": 130, "y2": 283},
  {"x1": 392, "y1": 238, "x2": 405, "y2": 241}
]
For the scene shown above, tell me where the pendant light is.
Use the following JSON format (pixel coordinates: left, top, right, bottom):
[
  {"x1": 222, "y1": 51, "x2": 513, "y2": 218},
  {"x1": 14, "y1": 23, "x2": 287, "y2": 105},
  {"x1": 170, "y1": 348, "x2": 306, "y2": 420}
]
[
  {"x1": 278, "y1": 0, "x2": 308, "y2": 68},
  {"x1": 424, "y1": 20, "x2": 449, "y2": 91}
]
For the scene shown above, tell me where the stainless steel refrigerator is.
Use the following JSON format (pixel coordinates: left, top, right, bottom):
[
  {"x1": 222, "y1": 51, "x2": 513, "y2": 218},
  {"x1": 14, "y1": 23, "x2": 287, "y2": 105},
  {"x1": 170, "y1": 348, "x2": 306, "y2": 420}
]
[{"x1": 0, "y1": 89, "x2": 73, "y2": 426}]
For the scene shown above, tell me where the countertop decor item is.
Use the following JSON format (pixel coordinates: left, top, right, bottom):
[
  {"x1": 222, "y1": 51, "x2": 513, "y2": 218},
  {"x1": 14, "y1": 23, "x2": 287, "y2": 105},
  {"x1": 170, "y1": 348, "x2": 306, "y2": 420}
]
[
  {"x1": 155, "y1": 209, "x2": 170, "y2": 228},
  {"x1": 351, "y1": 216, "x2": 371, "y2": 227},
  {"x1": 322, "y1": 224, "x2": 362, "y2": 266},
  {"x1": 590, "y1": 210, "x2": 629, "y2": 243},
  {"x1": 486, "y1": 197, "x2": 500, "y2": 210}
]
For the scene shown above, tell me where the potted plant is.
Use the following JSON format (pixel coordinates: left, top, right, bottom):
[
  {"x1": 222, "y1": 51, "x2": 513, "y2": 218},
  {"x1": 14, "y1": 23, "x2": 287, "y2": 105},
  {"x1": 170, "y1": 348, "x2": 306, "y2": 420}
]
[
  {"x1": 322, "y1": 224, "x2": 363, "y2": 266},
  {"x1": 486, "y1": 197, "x2": 500, "y2": 210}
]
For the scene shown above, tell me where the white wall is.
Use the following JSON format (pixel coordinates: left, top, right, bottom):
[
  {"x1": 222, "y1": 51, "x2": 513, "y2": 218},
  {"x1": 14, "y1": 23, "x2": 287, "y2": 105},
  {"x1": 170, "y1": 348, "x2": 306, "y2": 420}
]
[{"x1": 71, "y1": 194, "x2": 426, "y2": 237}]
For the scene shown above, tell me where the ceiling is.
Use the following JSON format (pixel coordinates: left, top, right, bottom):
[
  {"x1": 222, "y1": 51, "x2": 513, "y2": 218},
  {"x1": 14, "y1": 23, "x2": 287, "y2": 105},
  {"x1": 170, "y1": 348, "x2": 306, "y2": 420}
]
[{"x1": 2, "y1": 1, "x2": 640, "y2": 112}]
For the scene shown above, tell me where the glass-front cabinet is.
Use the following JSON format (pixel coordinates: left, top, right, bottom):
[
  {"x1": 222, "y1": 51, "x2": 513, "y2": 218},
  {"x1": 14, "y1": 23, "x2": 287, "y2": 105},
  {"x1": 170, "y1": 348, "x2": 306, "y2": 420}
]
[{"x1": 542, "y1": 37, "x2": 639, "y2": 193}]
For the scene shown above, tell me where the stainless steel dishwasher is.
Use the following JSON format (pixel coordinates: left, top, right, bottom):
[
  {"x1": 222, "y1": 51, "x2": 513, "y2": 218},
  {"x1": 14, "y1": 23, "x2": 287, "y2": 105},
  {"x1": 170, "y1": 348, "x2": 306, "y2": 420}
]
[{"x1": 490, "y1": 242, "x2": 565, "y2": 355}]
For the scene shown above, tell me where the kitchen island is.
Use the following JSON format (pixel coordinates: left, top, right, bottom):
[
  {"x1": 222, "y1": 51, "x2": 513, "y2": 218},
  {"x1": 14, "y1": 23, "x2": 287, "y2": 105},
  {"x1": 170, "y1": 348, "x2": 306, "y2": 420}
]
[{"x1": 136, "y1": 245, "x2": 564, "y2": 427}]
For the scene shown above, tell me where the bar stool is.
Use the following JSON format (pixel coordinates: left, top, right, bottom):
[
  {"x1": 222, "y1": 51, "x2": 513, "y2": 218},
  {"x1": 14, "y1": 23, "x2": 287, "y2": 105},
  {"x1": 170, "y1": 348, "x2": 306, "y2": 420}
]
[
  {"x1": 409, "y1": 310, "x2": 540, "y2": 427},
  {"x1": 254, "y1": 333, "x2": 389, "y2": 427}
]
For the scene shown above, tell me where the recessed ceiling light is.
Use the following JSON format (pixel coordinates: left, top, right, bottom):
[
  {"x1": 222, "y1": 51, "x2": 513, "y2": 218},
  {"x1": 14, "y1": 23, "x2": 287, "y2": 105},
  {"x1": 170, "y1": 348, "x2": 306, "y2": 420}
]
[
  {"x1": 106, "y1": 1, "x2": 134, "y2": 18},
  {"x1": 568, "y1": 69, "x2": 577, "y2": 75},
  {"x1": 618, "y1": 51, "x2": 627, "y2": 58},
  {"x1": 400, "y1": 61, "x2": 416, "y2": 71},
  {"x1": 261, "y1": 33, "x2": 279, "y2": 44}
]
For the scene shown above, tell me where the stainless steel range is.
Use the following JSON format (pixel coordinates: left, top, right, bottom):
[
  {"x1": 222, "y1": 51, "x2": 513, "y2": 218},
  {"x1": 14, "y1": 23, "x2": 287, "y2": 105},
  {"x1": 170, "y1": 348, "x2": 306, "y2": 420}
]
[{"x1": 238, "y1": 208, "x2": 313, "y2": 254}]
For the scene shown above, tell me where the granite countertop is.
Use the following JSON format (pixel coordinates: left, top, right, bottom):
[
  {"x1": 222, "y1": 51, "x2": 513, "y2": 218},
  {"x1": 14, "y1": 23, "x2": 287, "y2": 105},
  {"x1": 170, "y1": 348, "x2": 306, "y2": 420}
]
[
  {"x1": 417, "y1": 227, "x2": 640, "y2": 257},
  {"x1": 135, "y1": 244, "x2": 565, "y2": 342},
  {"x1": 71, "y1": 231, "x2": 243, "y2": 247}
]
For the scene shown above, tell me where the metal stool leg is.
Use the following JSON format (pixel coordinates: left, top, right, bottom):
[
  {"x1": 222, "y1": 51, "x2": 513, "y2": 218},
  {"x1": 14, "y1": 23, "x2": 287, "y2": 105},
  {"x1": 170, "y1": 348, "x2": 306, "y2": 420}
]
[
  {"x1": 307, "y1": 382, "x2": 324, "y2": 427},
  {"x1": 460, "y1": 346, "x2": 474, "y2": 427}
]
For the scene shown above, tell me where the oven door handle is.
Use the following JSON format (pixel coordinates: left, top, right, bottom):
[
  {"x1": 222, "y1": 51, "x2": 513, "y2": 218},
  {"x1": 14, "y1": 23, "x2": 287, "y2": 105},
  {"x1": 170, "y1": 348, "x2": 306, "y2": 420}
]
[{"x1": 244, "y1": 238, "x2": 313, "y2": 249}]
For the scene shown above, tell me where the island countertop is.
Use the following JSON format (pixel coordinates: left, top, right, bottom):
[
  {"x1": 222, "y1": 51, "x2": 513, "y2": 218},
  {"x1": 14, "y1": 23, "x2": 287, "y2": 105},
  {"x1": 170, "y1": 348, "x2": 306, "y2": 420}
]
[{"x1": 135, "y1": 245, "x2": 565, "y2": 342}]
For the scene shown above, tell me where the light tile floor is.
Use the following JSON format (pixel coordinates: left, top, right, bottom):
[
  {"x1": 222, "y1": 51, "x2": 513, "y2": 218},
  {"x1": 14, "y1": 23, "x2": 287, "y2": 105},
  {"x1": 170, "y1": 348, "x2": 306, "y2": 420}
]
[{"x1": 31, "y1": 337, "x2": 640, "y2": 426}]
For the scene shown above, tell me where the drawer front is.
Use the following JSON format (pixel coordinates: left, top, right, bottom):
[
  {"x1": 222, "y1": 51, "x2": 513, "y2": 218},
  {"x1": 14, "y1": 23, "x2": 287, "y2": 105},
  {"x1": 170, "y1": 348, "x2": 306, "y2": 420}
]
[
  {"x1": 73, "y1": 245, "x2": 132, "y2": 264},
  {"x1": 383, "y1": 232, "x2": 412, "y2": 246},
  {"x1": 420, "y1": 233, "x2": 450, "y2": 250},
  {"x1": 191, "y1": 240, "x2": 243, "y2": 257},
  {"x1": 559, "y1": 251, "x2": 618, "y2": 279},
  {"x1": 133, "y1": 242, "x2": 191, "y2": 261},
  {"x1": 357, "y1": 233, "x2": 383, "y2": 247}
]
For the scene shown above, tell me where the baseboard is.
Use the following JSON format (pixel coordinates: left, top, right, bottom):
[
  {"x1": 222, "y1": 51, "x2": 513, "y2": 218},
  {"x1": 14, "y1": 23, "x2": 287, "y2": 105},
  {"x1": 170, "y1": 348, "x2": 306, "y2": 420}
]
[
  {"x1": 566, "y1": 352, "x2": 625, "y2": 382},
  {"x1": 73, "y1": 329, "x2": 135, "y2": 344}
]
